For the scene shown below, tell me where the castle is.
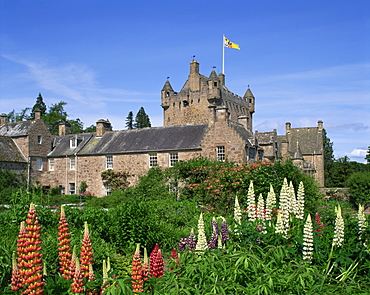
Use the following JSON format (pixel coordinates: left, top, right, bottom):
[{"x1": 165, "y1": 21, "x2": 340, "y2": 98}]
[{"x1": 0, "y1": 60, "x2": 324, "y2": 196}]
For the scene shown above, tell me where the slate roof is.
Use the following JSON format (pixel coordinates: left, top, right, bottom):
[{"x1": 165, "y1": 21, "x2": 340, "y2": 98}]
[
  {"x1": 257, "y1": 131, "x2": 276, "y2": 145},
  {"x1": 228, "y1": 120, "x2": 254, "y2": 146},
  {"x1": 49, "y1": 124, "x2": 208, "y2": 157},
  {"x1": 0, "y1": 136, "x2": 27, "y2": 162},
  {"x1": 0, "y1": 121, "x2": 35, "y2": 137},
  {"x1": 49, "y1": 133, "x2": 94, "y2": 157},
  {"x1": 287, "y1": 127, "x2": 323, "y2": 155}
]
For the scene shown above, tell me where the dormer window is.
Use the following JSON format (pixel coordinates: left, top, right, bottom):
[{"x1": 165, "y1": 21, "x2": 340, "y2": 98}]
[{"x1": 70, "y1": 137, "x2": 77, "y2": 148}]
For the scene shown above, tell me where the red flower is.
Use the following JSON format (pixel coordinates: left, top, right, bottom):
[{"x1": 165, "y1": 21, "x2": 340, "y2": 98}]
[
  {"x1": 80, "y1": 222, "x2": 93, "y2": 278},
  {"x1": 315, "y1": 213, "x2": 324, "y2": 236},
  {"x1": 58, "y1": 206, "x2": 72, "y2": 280}
]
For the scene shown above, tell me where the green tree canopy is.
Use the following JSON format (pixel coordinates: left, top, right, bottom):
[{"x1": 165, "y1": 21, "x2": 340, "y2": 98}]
[
  {"x1": 134, "y1": 107, "x2": 151, "y2": 129},
  {"x1": 366, "y1": 146, "x2": 370, "y2": 164},
  {"x1": 125, "y1": 111, "x2": 134, "y2": 129},
  {"x1": 31, "y1": 93, "x2": 47, "y2": 119},
  {"x1": 7, "y1": 108, "x2": 31, "y2": 122}
]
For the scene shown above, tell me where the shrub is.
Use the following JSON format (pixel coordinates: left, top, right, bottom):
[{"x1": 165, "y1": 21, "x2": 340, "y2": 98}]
[{"x1": 347, "y1": 171, "x2": 370, "y2": 208}]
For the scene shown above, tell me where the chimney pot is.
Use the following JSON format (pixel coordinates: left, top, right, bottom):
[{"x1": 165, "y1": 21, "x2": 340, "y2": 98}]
[{"x1": 0, "y1": 113, "x2": 6, "y2": 125}]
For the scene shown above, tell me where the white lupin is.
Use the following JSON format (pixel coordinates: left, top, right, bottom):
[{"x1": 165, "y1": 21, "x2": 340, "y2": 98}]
[
  {"x1": 358, "y1": 204, "x2": 367, "y2": 240},
  {"x1": 247, "y1": 181, "x2": 256, "y2": 222},
  {"x1": 332, "y1": 205, "x2": 344, "y2": 247},
  {"x1": 195, "y1": 213, "x2": 207, "y2": 252},
  {"x1": 257, "y1": 193, "x2": 265, "y2": 220},
  {"x1": 303, "y1": 214, "x2": 314, "y2": 262},
  {"x1": 265, "y1": 184, "x2": 276, "y2": 221},
  {"x1": 234, "y1": 195, "x2": 242, "y2": 225},
  {"x1": 279, "y1": 178, "x2": 290, "y2": 238},
  {"x1": 296, "y1": 181, "x2": 305, "y2": 219}
]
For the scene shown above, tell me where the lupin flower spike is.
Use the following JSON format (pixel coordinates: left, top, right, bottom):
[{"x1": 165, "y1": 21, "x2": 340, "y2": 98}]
[
  {"x1": 21, "y1": 203, "x2": 44, "y2": 295},
  {"x1": 303, "y1": 214, "x2": 314, "y2": 263},
  {"x1": 195, "y1": 213, "x2": 207, "y2": 252},
  {"x1": 142, "y1": 248, "x2": 150, "y2": 282},
  {"x1": 234, "y1": 196, "x2": 242, "y2": 225},
  {"x1": 247, "y1": 181, "x2": 256, "y2": 221},
  {"x1": 71, "y1": 259, "x2": 84, "y2": 294},
  {"x1": 80, "y1": 221, "x2": 93, "y2": 278},
  {"x1": 11, "y1": 251, "x2": 22, "y2": 291},
  {"x1": 332, "y1": 205, "x2": 344, "y2": 247},
  {"x1": 132, "y1": 243, "x2": 144, "y2": 293},
  {"x1": 58, "y1": 205, "x2": 72, "y2": 280}
]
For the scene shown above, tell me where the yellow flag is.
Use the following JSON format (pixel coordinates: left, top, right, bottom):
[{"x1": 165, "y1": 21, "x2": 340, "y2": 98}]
[{"x1": 224, "y1": 36, "x2": 240, "y2": 50}]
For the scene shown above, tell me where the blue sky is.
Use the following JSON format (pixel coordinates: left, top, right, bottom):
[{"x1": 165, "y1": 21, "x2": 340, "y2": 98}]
[{"x1": 1, "y1": 0, "x2": 369, "y2": 162}]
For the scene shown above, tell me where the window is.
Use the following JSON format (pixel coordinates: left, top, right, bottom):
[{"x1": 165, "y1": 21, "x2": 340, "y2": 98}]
[
  {"x1": 36, "y1": 158, "x2": 43, "y2": 171},
  {"x1": 49, "y1": 158, "x2": 54, "y2": 171},
  {"x1": 106, "y1": 155, "x2": 113, "y2": 169},
  {"x1": 169, "y1": 152, "x2": 178, "y2": 167},
  {"x1": 69, "y1": 183, "x2": 75, "y2": 194},
  {"x1": 37, "y1": 135, "x2": 42, "y2": 144},
  {"x1": 216, "y1": 146, "x2": 225, "y2": 161},
  {"x1": 70, "y1": 138, "x2": 77, "y2": 148},
  {"x1": 69, "y1": 157, "x2": 76, "y2": 170},
  {"x1": 105, "y1": 184, "x2": 112, "y2": 196},
  {"x1": 149, "y1": 153, "x2": 158, "y2": 167}
]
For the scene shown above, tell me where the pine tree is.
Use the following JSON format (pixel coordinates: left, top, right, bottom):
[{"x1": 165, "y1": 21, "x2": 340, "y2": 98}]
[
  {"x1": 365, "y1": 146, "x2": 370, "y2": 164},
  {"x1": 134, "y1": 107, "x2": 151, "y2": 129},
  {"x1": 323, "y1": 128, "x2": 334, "y2": 186},
  {"x1": 125, "y1": 111, "x2": 134, "y2": 129},
  {"x1": 31, "y1": 93, "x2": 47, "y2": 119}
]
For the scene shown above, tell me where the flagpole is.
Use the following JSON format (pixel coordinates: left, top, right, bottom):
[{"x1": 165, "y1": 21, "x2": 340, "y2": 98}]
[{"x1": 222, "y1": 34, "x2": 225, "y2": 74}]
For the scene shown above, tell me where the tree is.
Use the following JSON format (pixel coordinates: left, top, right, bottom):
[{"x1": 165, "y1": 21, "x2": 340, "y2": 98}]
[
  {"x1": 68, "y1": 118, "x2": 84, "y2": 134},
  {"x1": 31, "y1": 93, "x2": 47, "y2": 119},
  {"x1": 134, "y1": 107, "x2": 151, "y2": 129},
  {"x1": 7, "y1": 108, "x2": 31, "y2": 122},
  {"x1": 125, "y1": 111, "x2": 134, "y2": 129},
  {"x1": 42, "y1": 101, "x2": 68, "y2": 135},
  {"x1": 323, "y1": 129, "x2": 334, "y2": 186},
  {"x1": 84, "y1": 124, "x2": 96, "y2": 133},
  {"x1": 366, "y1": 146, "x2": 370, "y2": 164}
]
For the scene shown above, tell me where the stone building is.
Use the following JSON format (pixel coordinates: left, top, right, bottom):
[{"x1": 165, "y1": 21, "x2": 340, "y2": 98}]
[{"x1": 1, "y1": 60, "x2": 324, "y2": 195}]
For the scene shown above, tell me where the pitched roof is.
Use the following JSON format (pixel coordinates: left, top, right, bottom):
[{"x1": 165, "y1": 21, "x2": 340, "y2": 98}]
[
  {"x1": 228, "y1": 120, "x2": 254, "y2": 146},
  {"x1": 0, "y1": 121, "x2": 35, "y2": 137},
  {"x1": 49, "y1": 133, "x2": 94, "y2": 157},
  {"x1": 287, "y1": 127, "x2": 323, "y2": 155},
  {"x1": 257, "y1": 131, "x2": 276, "y2": 145},
  {"x1": 49, "y1": 124, "x2": 208, "y2": 157},
  {"x1": 0, "y1": 136, "x2": 27, "y2": 162}
]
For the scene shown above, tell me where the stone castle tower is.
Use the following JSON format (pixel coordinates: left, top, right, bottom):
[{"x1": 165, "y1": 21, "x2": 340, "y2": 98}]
[{"x1": 161, "y1": 60, "x2": 255, "y2": 131}]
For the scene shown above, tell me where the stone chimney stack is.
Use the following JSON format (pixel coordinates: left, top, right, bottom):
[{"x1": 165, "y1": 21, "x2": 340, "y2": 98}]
[
  {"x1": 189, "y1": 60, "x2": 200, "y2": 91},
  {"x1": 0, "y1": 113, "x2": 6, "y2": 125},
  {"x1": 34, "y1": 108, "x2": 41, "y2": 120},
  {"x1": 208, "y1": 105, "x2": 216, "y2": 126},
  {"x1": 218, "y1": 73, "x2": 225, "y2": 86},
  {"x1": 59, "y1": 122, "x2": 71, "y2": 136},
  {"x1": 215, "y1": 106, "x2": 229, "y2": 123},
  {"x1": 286, "y1": 122, "x2": 291, "y2": 134},
  {"x1": 96, "y1": 119, "x2": 112, "y2": 137},
  {"x1": 318, "y1": 120, "x2": 323, "y2": 131},
  {"x1": 238, "y1": 115, "x2": 249, "y2": 129}
]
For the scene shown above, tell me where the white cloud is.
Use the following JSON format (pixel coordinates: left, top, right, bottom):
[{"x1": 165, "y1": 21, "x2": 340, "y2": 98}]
[{"x1": 348, "y1": 149, "x2": 367, "y2": 158}]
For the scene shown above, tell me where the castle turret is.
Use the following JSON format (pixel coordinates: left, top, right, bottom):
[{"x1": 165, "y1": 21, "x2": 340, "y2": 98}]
[
  {"x1": 161, "y1": 79, "x2": 175, "y2": 110},
  {"x1": 243, "y1": 88, "x2": 255, "y2": 131},
  {"x1": 207, "y1": 70, "x2": 221, "y2": 104}
]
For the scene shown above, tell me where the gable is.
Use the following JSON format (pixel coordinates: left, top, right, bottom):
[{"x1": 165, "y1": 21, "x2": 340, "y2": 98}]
[
  {"x1": 0, "y1": 121, "x2": 35, "y2": 137},
  {"x1": 0, "y1": 136, "x2": 27, "y2": 162}
]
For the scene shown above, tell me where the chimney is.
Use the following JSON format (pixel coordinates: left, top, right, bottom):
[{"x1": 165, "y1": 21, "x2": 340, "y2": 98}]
[
  {"x1": 0, "y1": 113, "x2": 6, "y2": 125},
  {"x1": 59, "y1": 122, "x2": 71, "y2": 136},
  {"x1": 238, "y1": 115, "x2": 249, "y2": 129},
  {"x1": 286, "y1": 122, "x2": 291, "y2": 134},
  {"x1": 215, "y1": 106, "x2": 229, "y2": 123},
  {"x1": 96, "y1": 119, "x2": 112, "y2": 137},
  {"x1": 208, "y1": 105, "x2": 216, "y2": 126},
  {"x1": 218, "y1": 73, "x2": 225, "y2": 86},
  {"x1": 34, "y1": 108, "x2": 41, "y2": 120},
  {"x1": 318, "y1": 120, "x2": 323, "y2": 131}
]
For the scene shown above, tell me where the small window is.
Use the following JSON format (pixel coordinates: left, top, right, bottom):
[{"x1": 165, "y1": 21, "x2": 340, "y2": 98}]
[
  {"x1": 106, "y1": 155, "x2": 113, "y2": 169},
  {"x1": 36, "y1": 158, "x2": 43, "y2": 171},
  {"x1": 105, "y1": 184, "x2": 112, "y2": 196},
  {"x1": 216, "y1": 146, "x2": 225, "y2": 161},
  {"x1": 169, "y1": 152, "x2": 178, "y2": 167},
  {"x1": 149, "y1": 153, "x2": 158, "y2": 168},
  {"x1": 70, "y1": 138, "x2": 77, "y2": 148},
  {"x1": 69, "y1": 183, "x2": 75, "y2": 195},
  {"x1": 70, "y1": 157, "x2": 75, "y2": 170},
  {"x1": 49, "y1": 158, "x2": 54, "y2": 171},
  {"x1": 214, "y1": 81, "x2": 217, "y2": 87},
  {"x1": 166, "y1": 91, "x2": 170, "y2": 97},
  {"x1": 37, "y1": 135, "x2": 42, "y2": 144}
]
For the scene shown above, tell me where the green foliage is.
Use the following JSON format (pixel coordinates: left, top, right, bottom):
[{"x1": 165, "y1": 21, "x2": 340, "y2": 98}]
[
  {"x1": 125, "y1": 111, "x2": 134, "y2": 129},
  {"x1": 366, "y1": 146, "x2": 370, "y2": 164},
  {"x1": 79, "y1": 181, "x2": 88, "y2": 194},
  {"x1": 31, "y1": 92, "x2": 47, "y2": 118},
  {"x1": 6, "y1": 108, "x2": 31, "y2": 122},
  {"x1": 325, "y1": 157, "x2": 369, "y2": 188},
  {"x1": 101, "y1": 170, "x2": 130, "y2": 191},
  {"x1": 347, "y1": 171, "x2": 370, "y2": 207},
  {"x1": 0, "y1": 169, "x2": 27, "y2": 203},
  {"x1": 84, "y1": 124, "x2": 96, "y2": 133},
  {"x1": 134, "y1": 107, "x2": 151, "y2": 129},
  {"x1": 172, "y1": 158, "x2": 320, "y2": 214}
]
